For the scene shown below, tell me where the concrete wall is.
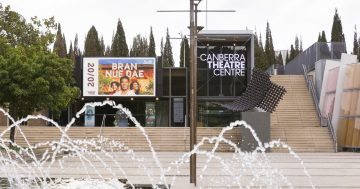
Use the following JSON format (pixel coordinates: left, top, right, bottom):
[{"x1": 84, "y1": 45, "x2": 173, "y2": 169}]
[{"x1": 240, "y1": 112, "x2": 270, "y2": 152}]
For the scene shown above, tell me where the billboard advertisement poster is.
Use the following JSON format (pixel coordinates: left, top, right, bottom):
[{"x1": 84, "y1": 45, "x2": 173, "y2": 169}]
[
  {"x1": 83, "y1": 57, "x2": 156, "y2": 96},
  {"x1": 84, "y1": 105, "x2": 95, "y2": 127}
]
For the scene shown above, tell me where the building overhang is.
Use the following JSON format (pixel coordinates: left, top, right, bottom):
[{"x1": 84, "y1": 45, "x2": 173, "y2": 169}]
[{"x1": 197, "y1": 30, "x2": 253, "y2": 43}]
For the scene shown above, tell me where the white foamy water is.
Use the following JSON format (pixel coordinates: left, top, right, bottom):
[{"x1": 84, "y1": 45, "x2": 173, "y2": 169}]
[{"x1": 0, "y1": 100, "x2": 315, "y2": 189}]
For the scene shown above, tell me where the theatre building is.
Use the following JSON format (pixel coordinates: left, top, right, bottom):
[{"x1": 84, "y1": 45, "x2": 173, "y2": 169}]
[{"x1": 78, "y1": 30, "x2": 254, "y2": 128}]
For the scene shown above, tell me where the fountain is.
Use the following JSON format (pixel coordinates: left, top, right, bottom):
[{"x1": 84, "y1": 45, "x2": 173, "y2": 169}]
[{"x1": 0, "y1": 100, "x2": 315, "y2": 189}]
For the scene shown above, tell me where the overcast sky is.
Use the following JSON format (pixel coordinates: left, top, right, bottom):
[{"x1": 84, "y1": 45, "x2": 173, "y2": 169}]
[{"x1": 2, "y1": 0, "x2": 360, "y2": 66}]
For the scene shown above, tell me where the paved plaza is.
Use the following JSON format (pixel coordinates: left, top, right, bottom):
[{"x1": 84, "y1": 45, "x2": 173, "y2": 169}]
[{"x1": 2, "y1": 152, "x2": 360, "y2": 188}]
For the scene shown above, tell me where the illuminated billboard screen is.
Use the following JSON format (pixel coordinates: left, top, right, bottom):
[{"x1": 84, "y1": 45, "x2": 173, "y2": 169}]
[{"x1": 83, "y1": 57, "x2": 155, "y2": 97}]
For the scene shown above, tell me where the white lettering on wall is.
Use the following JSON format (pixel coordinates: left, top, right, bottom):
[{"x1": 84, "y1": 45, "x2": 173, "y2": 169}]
[{"x1": 201, "y1": 53, "x2": 246, "y2": 76}]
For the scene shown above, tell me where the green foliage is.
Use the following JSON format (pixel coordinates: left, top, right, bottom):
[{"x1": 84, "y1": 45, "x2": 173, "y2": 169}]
[
  {"x1": 53, "y1": 23, "x2": 67, "y2": 58},
  {"x1": 254, "y1": 32, "x2": 267, "y2": 71},
  {"x1": 73, "y1": 34, "x2": 81, "y2": 56},
  {"x1": 84, "y1": 26, "x2": 103, "y2": 57},
  {"x1": 353, "y1": 26, "x2": 358, "y2": 56},
  {"x1": 0, "y1": 6, "x2": 80, "y2": 143},
  {"x1": 331, "y1": 9, "x2": 346, "y2": 43},
  {"x1": 321, "y1": 31, "x2": 327, "y2": 42},
  {"x1": 0, "y1": 5, "x2": 56, "y2": 50},
  {"x1": 317, "y1": 31, "x2": 327, "y2": 42},
  {"x1": 130, "y1": 34, "x2": 149, "y2": 57},
  {"x1": 111, "y1": 19, "x2": 128, "y2": 57},
  {"x1": 160, "y1": 37, "x2": 164, "y2": 57},
  {"x1": 148, "y1": 27, "x2": 156, "y2": 57},
  {"x1": 100, "y1": 36, "x2": 105, "y2": 56},
  {"x1": 105, "y1": 45, "x2": 111, "y2": 57},
  {"x1": 295, "y1": 35, "x2": 300, "y2": 54},
  {"x1": 288, "y1": 36, "x2": 301, "y2": 63},
  {"x1": 264, "y1": 22, "x2": 276, "y2": 68},
  {"x1": 285, "y1": 52, "x2": 290, "y2": 64},
  {"x1": 179, "y1": 36, "x2": 190, "y2": 67},
  {"x1": 289, "y1": 44, "x2": 296, "y2": 61},
  {"x1": 276, "y1": 52, "x2": 283, "y2": 68},
  {"x1": 163, "y1": 28, "x2": 174, "y2": 67},
  {"x1": 0, "y1": 39, "x2": 80, "y2": 118}
]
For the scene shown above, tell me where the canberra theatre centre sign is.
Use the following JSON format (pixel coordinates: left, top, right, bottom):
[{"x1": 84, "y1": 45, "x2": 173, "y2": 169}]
[
  {"x1": 83, "y1": 57, "x2": 155, "y2": 97},
  {"x1": 199, "y1": 53, "x2": 246, "y2": 76}
]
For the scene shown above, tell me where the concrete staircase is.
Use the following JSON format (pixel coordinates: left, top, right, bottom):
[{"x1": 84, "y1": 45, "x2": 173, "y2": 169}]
[
  {"x1": 0, "y1": 127, "x2": 241, "y2": 152},
  {"x1": 271, "y1": 75, "x2": 334, "y2": 152}
]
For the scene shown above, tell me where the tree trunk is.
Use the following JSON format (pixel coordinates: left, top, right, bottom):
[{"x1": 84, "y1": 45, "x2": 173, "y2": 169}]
[
  {"x1": 9, "y1": 127, "x2": 15, "y2": 148},
  {"x1": 8, "y1": 107, "x2": 16, "y2": 148}
]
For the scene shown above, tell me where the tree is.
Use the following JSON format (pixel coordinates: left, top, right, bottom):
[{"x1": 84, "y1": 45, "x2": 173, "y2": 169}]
[
  {"x1": 0, "y1": 6, "x2": 79, "y2": 145},
  {"x1": 254, "y1": 32, "x2": 267, "y2": 70},
  {"x1": 68, "y1": 41, "x2": 73, "y2": 59},
  {"x1": 160, "y1": 37, "x2": 164, "y2": 57},
  {"x1": 353, "y1": 25, "x2": 358, "y2": 57},
  {"x1": 163, "y1": 28, "x2": 174, "y2": 67},
  {"x1": 289, "y1": 44, "x2": 296, "y2": 61},
  {"x1": 130, "y1": 34, "x2": 149, "y2": 57},
  {"x1": 295, "y1": 35, "x2": 300, "y2": 54},
  {"x1": 300, "y1": 36, "x2": 303, "y2": 52},
  {"x1": 321, "y1": 31, "x2": 327, "y2": 42},
  {"x1": 179, "y1": 36, "x2": 190, "y2": 67},
  {"x1": 84, "y1": 26, "x2": 102, "y2": 57},
  {"x1": 53, "y1": 23, "x2": 67, "y2": 58},
  {"x1": 105, "y1": 45, "x2": 111, "y2": 57},
  {"x1": 100, "y1": 36, "x2": 105, "y2": 56},
  {"x1": 331, "y1": 9, "x2": 346, "y2": 43},
  {"x1": 318, "y1": 31, "x2": 327, "y2": 42},
  {"x1": 276, "y1": 52, "x2": 283, "y2": 68},
  {"x1": 111, "y1": 19, "x2": 128, "y2": 57},
  {"x1": 285, "y1": 52, "x2": 290, "y2": 64},
  {"x1": 74, "y1": 34, "x2": 81, "y2": 56},
  {"x1": 0, "y1": 5, "x2": 56, "y2": 49},
  {"x1": 148, "y1": 27, "x2": 156, "y2": 57},
  {"x1": 264, "y1": 22, "x2": 276, "y2": 68}
]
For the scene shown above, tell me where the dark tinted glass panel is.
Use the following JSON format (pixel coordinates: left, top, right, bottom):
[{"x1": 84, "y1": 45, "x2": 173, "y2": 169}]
[
  {"x1": 197, "y1": 41, "x2": 249, "y2": 97},
  {"x1": 155, "y1": 99, "x2": 169, "y2": 126},
  {"x1": 209, "y1": 72, "x2": 220, "y2": 96},
  {"x1": 197, "y1": 69, "x2": 208, "y2": 96},
  {"x1": 197, "y1": 45, "x2": 208, "y2": 69},
  {"x1": 235, "y1": 76, "x2": 247, "y2": 96},
  {"x1": 198, "y1": 101, "x2": 241, "y2": 127},
  {"x1": 222, "y1": 76, "x2": 235, "y2": 96},
  {"x1": 162, "y1": 69, "x2": 169, "y2": 96},
  {"x1": 171, "y1": 69, "x2": 186, "y2": 96}
]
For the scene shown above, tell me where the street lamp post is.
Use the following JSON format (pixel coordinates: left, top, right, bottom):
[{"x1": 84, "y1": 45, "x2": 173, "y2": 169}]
[
  {"x1": 189, "y1": 0, "x2": 197, "y2": 185},
  {"x1": 157, "y1": 2, "x2": 234, "y2": 185}
]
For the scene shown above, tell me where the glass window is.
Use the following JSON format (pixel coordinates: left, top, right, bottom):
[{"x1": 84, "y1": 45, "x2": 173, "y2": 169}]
[
  {"x1": 155, "y1": 99, "x2": 169, "y2": 127},
  {"x1": 209, "y1": 72, "x2": 220, "y2": 96},
  {"x1": 198, "y1": 101, "x2": 241, "y2": 127},
  {"x1": 197, "y1": 69, "x2": 208, "y2": 96},
  {"x1": 235, "y1": 76, "x2": 247, "y2": 96},
  {"x1": 162, "y1": 69, "x2": 169, "y2": 96},
  {"x1": 171, "y1": 69, "x2": 186, "y2": 96}
]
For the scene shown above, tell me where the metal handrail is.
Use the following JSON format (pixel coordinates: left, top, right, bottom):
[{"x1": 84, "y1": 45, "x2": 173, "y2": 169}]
[
  {"x1": 302, "y1": 64, "x2": 321, "y2": 118},
  {"x1": 327, "y1": 114, "x2": 337, "y2": 152},
  {"x1": 302, "y1": 64, "x2": 337, "y2": 152}
]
